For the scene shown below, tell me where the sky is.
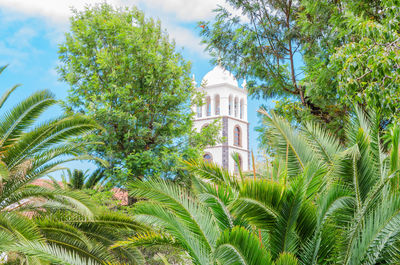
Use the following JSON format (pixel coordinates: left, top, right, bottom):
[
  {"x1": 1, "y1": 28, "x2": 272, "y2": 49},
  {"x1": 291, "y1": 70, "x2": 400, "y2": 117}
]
[{"x1": 0, "y1": 0, "x2": 266, "y2": 172}]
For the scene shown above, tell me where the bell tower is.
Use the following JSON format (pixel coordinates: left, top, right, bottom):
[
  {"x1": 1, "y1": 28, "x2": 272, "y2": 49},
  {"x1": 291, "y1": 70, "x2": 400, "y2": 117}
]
[{"x1": 192, "y1": 66, "x2": 250, "y2": 172}]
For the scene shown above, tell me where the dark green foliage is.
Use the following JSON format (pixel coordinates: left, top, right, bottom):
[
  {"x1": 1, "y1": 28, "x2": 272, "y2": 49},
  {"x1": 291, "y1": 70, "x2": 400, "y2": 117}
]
[
  {"x1": 200, "y1": 0, "x2": 400, "y2": 141},
  {"x1": 199, "y1": 0, "x2": 347, "y2": 135},
  {"x1": 199, "y1": 0, "x2": 302, "y2": 98},
  {"x1": 70, "y1": 169, "x2": 84, "y2": 190}
]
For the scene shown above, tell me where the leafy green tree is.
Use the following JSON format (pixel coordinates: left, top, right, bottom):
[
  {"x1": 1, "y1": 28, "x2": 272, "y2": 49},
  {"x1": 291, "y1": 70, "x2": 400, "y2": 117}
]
[
  {"x1": 329, "y1": 0, "x2": 400, "y2": 123},
  {"x1": 58, "y1": 3, "x2": 219, "y2": 183},
  {"x1": 286, "y1": 0, "x2": 400, "y2": 128},
  {"x1": 200, "y1": 0, "x2": 400, "y2": 137},
  {"x1": 198, "y1": 0, "x2": 346, "y2": 131}
]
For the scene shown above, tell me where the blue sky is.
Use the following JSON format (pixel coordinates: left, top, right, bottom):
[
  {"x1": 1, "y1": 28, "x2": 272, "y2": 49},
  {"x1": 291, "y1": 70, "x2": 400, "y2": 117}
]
[{"x1": 0, "y1": 0, "x2": 267, "y2": 172}]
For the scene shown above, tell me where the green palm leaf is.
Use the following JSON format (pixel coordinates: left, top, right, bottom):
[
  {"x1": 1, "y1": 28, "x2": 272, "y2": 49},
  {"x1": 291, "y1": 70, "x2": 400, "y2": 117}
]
[
  {"x1": 12, "y1": 241, "x2": 101, "y2": 265},
  {"x1": 0, "y1": 72, "x2": 113, "y2": 263},
  {"x1": 213, "y1": 226, "x2": 273, "y2": 265},
  {"x1": 231, "y1": 179, "x2": 284, "y2": 230},
  {"x1": 275, "y1": 252, "x2": 299, "y2": 265},
  {"x1": 0, "y1": 90, "x2": 56, "y2": 149},
  {"x1": 258, "y1": 109, "x2": 317, "y2": 177}
]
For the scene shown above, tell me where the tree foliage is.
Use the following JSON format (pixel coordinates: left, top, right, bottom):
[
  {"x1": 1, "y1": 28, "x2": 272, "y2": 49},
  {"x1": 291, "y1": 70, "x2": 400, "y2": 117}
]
[
  {"x1": 58, "y1": 3, "x2": 219, "y2": 183},
  {"x1": 200, "y1": 0, "x2": 400, "y2": 138},
  {"x1": 199, "y1": 0, "x2": 342, "y2": 129},
  {"x1": 330, "y1": 1, "x2": 400, "y2": 122}
]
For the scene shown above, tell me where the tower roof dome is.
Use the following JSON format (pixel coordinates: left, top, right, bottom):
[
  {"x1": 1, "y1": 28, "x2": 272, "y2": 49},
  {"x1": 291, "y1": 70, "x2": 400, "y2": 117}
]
[{"x1": 202, "y1": 65, "x2": 238, "y2": 87}]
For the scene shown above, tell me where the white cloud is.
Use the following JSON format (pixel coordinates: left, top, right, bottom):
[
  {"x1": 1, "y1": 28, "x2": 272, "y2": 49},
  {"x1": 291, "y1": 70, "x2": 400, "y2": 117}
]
[
  {"x1": 0, "y1": 0, "x2": 220, "y2": 55},
  {"x1": 0, "y1": 0, "x2": 222, "y2": 23},
  {"x1": 0, "y1": 0, "x2": 254, "y2": 58},
  {"x1": 164, "y1": 23, "x2": 208, "y2": 57},
  {"x1": 138, "y1": 0, "x2": 224, "y2": 21},
  {"x1": 0, "y1": 0, "x2": 132, "y2": 23}
]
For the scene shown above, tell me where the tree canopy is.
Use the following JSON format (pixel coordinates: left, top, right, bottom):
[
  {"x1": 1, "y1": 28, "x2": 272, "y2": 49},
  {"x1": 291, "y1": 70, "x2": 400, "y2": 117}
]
[
  {"x1": 58, "y1": 3, "x2": 219, "y2": 183},
  {"x1": 199, "y1": 0, "x2": 400, "y2": 139}
]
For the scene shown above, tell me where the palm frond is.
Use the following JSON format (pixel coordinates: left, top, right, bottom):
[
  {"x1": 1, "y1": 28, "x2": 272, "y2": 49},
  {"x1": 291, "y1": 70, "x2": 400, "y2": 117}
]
[
  {"x1": 299, "y1": 183, "x2": 354, "y2": 264},
  {"x1": 12, "y1": 241, "x2": 101, "y2": 265},
  {"x1": 0, "y1": 90, "x2": 56, "y2": 150},
  {"x1": 213, "y1": 226, "x2": 273, "y2": 265},
  {"x1": 345, "y1": 195, "x2": 400, "y2": 264},
  {"x1": 0, "y1": 212, "x2": 42, "y2": 241},
  {"x1": 0, "y1": 84, "x2": 20, "y2": 109},
  {"x1": 84, "y1": 168, "x2": 107, "y2": 189},
  {"x1": 184, "y1": 159, "x2": 240, "y2": 189},
  {"x1": 258, "y1": 109, "x2": 316, "y2": 177},
  {"x1": 133, "y1": 201, "x2": 212, "y2": 265},
  {"x1": 5, "y1": 114, "x2": 99, "y2": 170},
  {"x1": 268, "y1": 177, "x2": 309, "y2": 258},
  {"x1": 129, "y1": 178, "x2": 220, "y2": 250},
  {"x1": 197, "y1": 181, "x2": 236, "y2": 231},
  {"x1": 113, "y1": 231, "x2": 178, "y2": 248},
  {"x1": 302, "y1": 121, "x2": 343, "y2": 166},
  {"x1": 231, "y1": 179, "x2": 284, "y2": 230},
  {"x1": 275, "y1": 252, "x2": 299, "y2": 265}
]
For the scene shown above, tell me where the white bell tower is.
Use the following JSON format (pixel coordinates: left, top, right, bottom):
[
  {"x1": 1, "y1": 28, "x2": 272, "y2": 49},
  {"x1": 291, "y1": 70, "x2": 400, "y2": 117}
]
[{"x1": 192, "y1": 66, "x2": 250, "y2": 172}]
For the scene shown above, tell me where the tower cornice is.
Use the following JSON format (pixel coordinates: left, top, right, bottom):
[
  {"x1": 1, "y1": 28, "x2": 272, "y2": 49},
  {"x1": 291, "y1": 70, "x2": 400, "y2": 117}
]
[
  {"x1": 193, "y1": 115, "x2": 249, "y2": 124},
  {"x1": 198, "y1": 83, "x2": 248, "y2": 94}
]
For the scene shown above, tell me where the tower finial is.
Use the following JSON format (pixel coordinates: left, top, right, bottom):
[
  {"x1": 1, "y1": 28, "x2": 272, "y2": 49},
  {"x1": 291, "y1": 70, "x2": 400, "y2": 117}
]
[
  {"x1": 242, "y1": 78, "x2": 247, "y2": 89},
  {"x1": 192, "y1": 74, "x2": 197, "y2": 87}
]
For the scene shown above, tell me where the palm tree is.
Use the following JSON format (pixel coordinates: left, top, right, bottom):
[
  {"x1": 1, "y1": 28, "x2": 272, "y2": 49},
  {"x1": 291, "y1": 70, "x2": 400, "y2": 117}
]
[
  {"x1": 0, "y1": 66, "x2": 145, "y2": 264},
  {"x1": 246, "y1": 107, "x2": 400, "y2": 264},
  {"x1": 118, "y1": 175, "x2": 271, "y2": 265},
  {"x1": 120, "y1": 107, "x2": 400, "y2": 265},
  {"x1": 58, "y1": 168, "x2": 108, "y2": 190}
]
